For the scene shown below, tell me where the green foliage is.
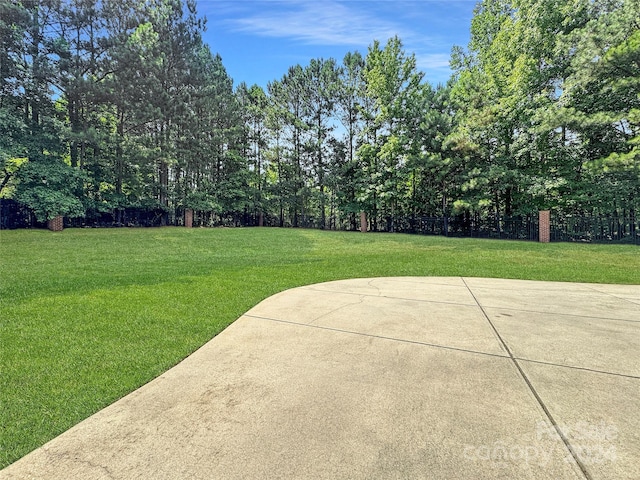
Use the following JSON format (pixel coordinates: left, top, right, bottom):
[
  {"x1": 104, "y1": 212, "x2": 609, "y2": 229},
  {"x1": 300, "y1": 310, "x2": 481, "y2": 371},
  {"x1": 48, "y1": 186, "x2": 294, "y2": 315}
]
[
  {"x1": 0, "y1": 156, "x2": 26, "y2": 198},
  {"x1": 0, "y1": 0, "x2": 637, "y2": 228},
  {"x1": 13, "y1": 159, "x2": 87, "y2": 221},
  {"x1": 183, "y1": 190, "x2": 220, "y2": 212},
  {"x1": 566, "y1": 7, "x2": 639, "y2": 167},
  {"x1": 447, "y1": 0, "x2": 639, "y2": 217}
]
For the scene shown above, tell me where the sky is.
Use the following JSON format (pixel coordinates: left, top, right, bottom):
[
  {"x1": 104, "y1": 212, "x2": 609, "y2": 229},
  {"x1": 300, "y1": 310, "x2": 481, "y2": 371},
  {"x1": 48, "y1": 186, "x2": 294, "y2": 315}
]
[{"x1": 195, "y1": 0, "x2": 478, "y2": 89}]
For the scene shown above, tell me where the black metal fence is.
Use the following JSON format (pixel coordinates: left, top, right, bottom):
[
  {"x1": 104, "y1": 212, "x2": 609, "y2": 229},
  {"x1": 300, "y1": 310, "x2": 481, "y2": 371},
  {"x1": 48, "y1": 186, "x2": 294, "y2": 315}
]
[
  {"x1": 388, "y1": 214, "x2": 638, "y2": 244},
  {"x1": 1, "y1": 199, "x2": 638, "y2": 245},
  {"x1": 0, "y1": 199, "x2": 167, "y2": 229},
  {"x1": 0, "y1": 199, "x2": 41, "y2": 229},
  {"x1": 386, "y1": 214, "x2": 540, "y2": 241},
  {"x1": 551, "y1": 215, "x2": 639, "y2": 244},
  {"x1": 67, "y1": 208, "x2": 168, "y2": 228}
]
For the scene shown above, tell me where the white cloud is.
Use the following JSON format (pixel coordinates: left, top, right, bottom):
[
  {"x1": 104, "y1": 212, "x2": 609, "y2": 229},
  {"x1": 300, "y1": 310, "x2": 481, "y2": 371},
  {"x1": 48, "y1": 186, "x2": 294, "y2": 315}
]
[
  {"x1": 415, "y1": 52, "x2": 451, "y2": 71},
  {"x1": 227, "y1": 0, "x2": 412, "y2": 47},
  {"x1": 206, "y1": 0, "x2": 460, "y2": 84}
]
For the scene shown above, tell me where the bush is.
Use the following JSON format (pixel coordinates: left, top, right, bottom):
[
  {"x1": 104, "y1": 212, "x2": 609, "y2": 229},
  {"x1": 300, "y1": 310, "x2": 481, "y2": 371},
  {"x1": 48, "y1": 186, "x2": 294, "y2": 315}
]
[{"x1": 13, "y1": 159, "x2": 86, "y2": 221}]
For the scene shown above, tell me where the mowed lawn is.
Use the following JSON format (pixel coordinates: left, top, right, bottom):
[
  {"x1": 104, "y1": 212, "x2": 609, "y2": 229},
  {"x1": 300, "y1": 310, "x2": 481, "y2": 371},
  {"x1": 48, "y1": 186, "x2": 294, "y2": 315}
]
[{"x1": 1, "y1": 227, "x2": 639, "y2": 468}]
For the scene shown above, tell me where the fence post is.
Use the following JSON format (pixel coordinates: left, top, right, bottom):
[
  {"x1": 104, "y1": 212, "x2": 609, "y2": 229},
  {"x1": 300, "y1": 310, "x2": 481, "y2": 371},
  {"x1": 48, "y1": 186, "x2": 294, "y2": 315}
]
[
  {"x1": 539, "y1": 210, "x2": 550, "y2": 243},
  {"x1": 184, "y1": 209, "x2": 193, "y2": 228},
  {"x1": 48, "y1": 215, "x2": 64, "y2": 232},
  {"x1": 360, "y1": 211, "x2": 367, "y2": 233}
]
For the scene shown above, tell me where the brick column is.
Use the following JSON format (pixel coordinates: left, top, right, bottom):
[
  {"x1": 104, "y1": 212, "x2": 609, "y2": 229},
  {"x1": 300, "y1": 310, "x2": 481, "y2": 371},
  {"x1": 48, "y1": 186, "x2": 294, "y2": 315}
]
[
  {"x1": 539, "y1": 210, "x2": 550, "y2": 243},
  {"x1": 184, "y1": 209, "x2": 193, "y2": 228},
  {"x1": 360, "y1": 212, "x2": 367, "y2": 233},
  {"x1": 48, "y1": 215, "x2": 64, "y2": 231}
]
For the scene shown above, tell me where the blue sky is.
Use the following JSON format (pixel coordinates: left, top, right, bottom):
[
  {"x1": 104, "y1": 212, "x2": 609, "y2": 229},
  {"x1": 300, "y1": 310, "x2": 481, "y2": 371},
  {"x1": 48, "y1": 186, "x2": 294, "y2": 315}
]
[{"x1": 195, "y1": 0, "x2": 477, "y2": 89}]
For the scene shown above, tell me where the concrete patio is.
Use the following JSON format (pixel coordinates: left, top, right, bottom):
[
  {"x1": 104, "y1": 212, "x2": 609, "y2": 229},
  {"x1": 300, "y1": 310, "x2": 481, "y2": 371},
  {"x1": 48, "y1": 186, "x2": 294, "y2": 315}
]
[{"x1": 2, "y1": 277, "x2": 639, "y2": 479}]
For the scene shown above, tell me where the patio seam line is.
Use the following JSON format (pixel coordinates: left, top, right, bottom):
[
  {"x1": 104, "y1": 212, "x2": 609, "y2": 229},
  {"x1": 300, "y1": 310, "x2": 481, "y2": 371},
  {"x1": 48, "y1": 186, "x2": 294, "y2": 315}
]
[
  {"x1": 515, "y1": 358, "x2": 640, "y2": 381},
  {"x1": 461, "y1": 278, "x2": 592, "y2": 480},
  {"x1": 306, "y1": 284, "x2": 640, "y2": 323},
  {"x1": 303, "y1": 287, "x2": 479, "y2": 307},
  {"x1": 243, "y1": 314, "x2": 509, "y2": 360},
  {"x1": 481, "y1": 305, "x2": 640, "y2": 324},
  {"x1": 460, "y1": 283, "x2": 595, "y2": 293},
  {"x1": 310, "y1": 278, "x2": 468, "y2": 288},
  {"x1": 580, "y1": 286, "x2": 640, "y2": 307}
]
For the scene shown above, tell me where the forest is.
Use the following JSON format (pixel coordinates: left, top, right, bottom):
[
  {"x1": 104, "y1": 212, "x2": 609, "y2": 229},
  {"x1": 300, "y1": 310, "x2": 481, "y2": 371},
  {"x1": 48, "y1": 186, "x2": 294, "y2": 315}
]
[{"x1": 0, "y1": 0, "x2": 638, "y2": 230}]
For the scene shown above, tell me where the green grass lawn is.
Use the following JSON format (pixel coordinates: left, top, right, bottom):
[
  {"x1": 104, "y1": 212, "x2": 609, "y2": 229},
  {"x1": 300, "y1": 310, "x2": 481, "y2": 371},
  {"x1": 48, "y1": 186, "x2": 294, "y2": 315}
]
[{"x1": 1, "y1": 226, "x2": 639, "y2": 468}]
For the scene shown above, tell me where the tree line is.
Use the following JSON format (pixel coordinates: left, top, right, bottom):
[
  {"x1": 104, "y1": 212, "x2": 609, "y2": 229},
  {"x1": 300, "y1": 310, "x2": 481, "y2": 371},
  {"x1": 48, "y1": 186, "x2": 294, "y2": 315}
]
[{"x1": 1, "y1": 0, "x2": 638, "y2": 229}]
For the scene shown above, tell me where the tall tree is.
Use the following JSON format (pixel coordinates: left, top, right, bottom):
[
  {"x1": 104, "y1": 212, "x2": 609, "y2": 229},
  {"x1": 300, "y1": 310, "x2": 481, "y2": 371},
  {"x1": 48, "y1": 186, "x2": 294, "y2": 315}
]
[
  {"x1": 0, "y1": 0, "x2": 30, "y2": 196},
  {"x1": 237, "y1": 82, "x2": 269, "y2": 224},
  {"x1": 9, "y1": 0, "x2": 86, "y2": 221},
  {"x1": 360, "y1": 36, "x2": 424, "y2": 230},
  {"x1": 334, "y1": 51, "x2": 366, "y2": 229},
  {"x1": 555, "y1": 0, "x2": 640, "y2": 214},
  {"x1": 273, "y1": 65, "x2": 309, "y2": 227},
  {"x1": 301, "y1": 57, "x2": 338, "y2": 229}
]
